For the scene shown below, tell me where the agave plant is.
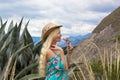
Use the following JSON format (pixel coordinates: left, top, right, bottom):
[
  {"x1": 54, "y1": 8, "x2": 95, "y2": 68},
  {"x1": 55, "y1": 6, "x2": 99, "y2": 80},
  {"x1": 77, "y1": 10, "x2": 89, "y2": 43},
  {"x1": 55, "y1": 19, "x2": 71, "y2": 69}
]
[{"x1": 0, "y1": 18, "x2": 42, "y2": 80}]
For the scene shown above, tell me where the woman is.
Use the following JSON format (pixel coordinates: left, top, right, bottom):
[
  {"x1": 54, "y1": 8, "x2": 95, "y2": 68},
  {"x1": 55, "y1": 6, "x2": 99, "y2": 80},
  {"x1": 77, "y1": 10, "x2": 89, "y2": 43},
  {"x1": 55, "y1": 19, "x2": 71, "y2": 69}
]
[{"x1": 39, "y1": 22, "x2": 69, "y2": 80}]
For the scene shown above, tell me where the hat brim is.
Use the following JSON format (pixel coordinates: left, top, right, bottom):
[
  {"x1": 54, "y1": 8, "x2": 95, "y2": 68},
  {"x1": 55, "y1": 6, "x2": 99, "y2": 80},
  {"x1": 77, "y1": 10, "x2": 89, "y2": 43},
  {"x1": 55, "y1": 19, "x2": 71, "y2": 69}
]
[{"x1": 42, "y1": 25, "x2": 62, "y2": 42}]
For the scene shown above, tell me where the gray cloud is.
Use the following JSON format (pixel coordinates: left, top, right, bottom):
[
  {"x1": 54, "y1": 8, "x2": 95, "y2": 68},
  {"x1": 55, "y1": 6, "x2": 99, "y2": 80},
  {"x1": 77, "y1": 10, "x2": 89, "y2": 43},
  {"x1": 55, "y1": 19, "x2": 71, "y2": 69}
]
[
  {"x1": 0, "y1": 0, "x2": 119, "y2": 37},
  {"x1": 88, "y1": 2, "x2": 119, "y2": 12}
]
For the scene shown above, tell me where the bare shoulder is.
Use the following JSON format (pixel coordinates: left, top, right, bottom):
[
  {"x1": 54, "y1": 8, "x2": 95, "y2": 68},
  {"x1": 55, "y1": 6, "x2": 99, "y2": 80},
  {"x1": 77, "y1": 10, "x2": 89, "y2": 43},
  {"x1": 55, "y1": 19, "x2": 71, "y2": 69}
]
[
  {"x1": 46, "y1": 49, "x2": 56, "y2": 61},
  {"x1": 46, "y1": 49, "x2": 52, "y2": 54}
]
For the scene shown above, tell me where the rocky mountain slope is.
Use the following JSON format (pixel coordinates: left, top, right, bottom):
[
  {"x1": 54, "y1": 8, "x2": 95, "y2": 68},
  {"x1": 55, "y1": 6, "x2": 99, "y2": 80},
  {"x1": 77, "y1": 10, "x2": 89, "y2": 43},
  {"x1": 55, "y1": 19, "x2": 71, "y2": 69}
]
[{"x1": 71, "y1": 7, "x2": 120, "y2": 64}]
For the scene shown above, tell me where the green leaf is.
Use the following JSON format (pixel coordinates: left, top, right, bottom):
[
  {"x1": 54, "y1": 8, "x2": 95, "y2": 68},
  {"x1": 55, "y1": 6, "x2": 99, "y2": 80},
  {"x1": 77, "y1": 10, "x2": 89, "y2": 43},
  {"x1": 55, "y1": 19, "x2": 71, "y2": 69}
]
[
  {"x1": 11, "y1": 23, "x2": 18, "y2": 45},
  {"x1": 0, "y1": 21, "x2": 7, "y2": 40},
  {"x1": 12, "y1": 43, "x2": 33, "y2": 63},
  {"x1": 8, "y1": 43, "x2": 33, "y2": 80},
  {"x1": 33, "y1": 41, "x2": 43, "y2": 55},
  {"x1": 0, "y1": 28, "x2": 13, "y2": 52},
  {"x1": 15, "y1": 61, "x2": 38, "y2": 80},
  {"x1": 0, "y1": 18, "x2": 42, "y2": 80},
  {"x1": 18, "y1": 47, "x2": 33, "y2": 69},
  {"x1": 0, "y1": 40, "x2": 11, "y2": 59},
  {"x1": 17, "y1": 17, "x2": 23, "y2": 41},
  {"x1": 20, "y1": 20, "x2": 34, "y2": 49},
  {"x1": 24, "y1": 27, "x2": 34, "y2": 49},
  {"x1": 18, "y1": 74, "x2": 41, "y2": 80},
  {"x1": 8, "y1": 20, "x2": 14, "y2": 32}
]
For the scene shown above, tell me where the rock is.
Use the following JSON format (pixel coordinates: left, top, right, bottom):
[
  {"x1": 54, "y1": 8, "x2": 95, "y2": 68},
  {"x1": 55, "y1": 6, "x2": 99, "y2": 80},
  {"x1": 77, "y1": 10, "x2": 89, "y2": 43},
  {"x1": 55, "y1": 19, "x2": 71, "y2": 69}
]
[{"x1": 70, "y1": 6, "x2": 120, "y2": 64}]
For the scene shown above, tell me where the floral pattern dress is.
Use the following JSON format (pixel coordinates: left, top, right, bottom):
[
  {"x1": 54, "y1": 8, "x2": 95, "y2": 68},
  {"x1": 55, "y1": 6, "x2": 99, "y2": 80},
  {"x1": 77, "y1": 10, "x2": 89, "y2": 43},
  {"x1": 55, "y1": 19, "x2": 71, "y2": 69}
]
[{"x1": 45, "y1": 54, "x2": 69, "y2": 80}]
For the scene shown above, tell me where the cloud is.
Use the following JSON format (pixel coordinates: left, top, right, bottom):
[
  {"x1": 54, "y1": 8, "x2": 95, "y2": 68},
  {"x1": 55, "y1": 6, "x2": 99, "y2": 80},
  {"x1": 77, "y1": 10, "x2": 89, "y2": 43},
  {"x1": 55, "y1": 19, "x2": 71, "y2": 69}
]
[
  {"x1": 87, "y1": 0, "x2": 119, "y2": 12},
  {"x1": 61, "y1": 22, "x2": 96, "y2": 36},
  {"x1": 0, "y1": 0, "x2": 119, "y2": 37}
]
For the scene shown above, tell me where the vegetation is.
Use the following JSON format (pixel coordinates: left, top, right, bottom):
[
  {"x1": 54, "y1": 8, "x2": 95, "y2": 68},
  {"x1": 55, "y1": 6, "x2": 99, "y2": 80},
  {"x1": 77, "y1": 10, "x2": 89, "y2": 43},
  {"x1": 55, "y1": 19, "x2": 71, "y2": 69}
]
[
  {"x1": 115, "y1": 34, "x2": 120, "y2": 42},
  {"x1": 68, "y1": 42, "x2": 120, "y2": 80},
  {"x1": 0, "y1": 18, "x2": 120, "y2": 80},
  {"x1": 0, "y1": 18, "x2": 42, "y2": 80}
]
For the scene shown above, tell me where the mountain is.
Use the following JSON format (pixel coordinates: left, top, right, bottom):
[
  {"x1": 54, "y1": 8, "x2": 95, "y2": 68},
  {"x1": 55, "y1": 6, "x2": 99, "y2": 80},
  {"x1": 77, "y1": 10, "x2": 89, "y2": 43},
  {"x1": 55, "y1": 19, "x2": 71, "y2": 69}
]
[
  {"x1": 71, "y1": 7, "x2": 120, "y2": 64},
  {"x1": 32, "y1": 37, "x2": 41, "y2": 44},
  {"x1": 57, "y1": 33, "x2": 92, "y2": 47},
  {"x1": 93, "y1": 7, "x2": 120, "y2": 33},
  {"x1": 32, "y1": 33, "x2": 92, "y2": 47}
]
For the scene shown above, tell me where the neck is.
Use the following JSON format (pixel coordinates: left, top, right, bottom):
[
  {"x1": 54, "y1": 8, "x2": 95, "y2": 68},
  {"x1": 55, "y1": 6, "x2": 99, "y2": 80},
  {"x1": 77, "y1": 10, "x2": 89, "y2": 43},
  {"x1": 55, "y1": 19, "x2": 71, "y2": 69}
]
[{"x1": 51, "y1": 41, "x2": 57, "y2": 46}]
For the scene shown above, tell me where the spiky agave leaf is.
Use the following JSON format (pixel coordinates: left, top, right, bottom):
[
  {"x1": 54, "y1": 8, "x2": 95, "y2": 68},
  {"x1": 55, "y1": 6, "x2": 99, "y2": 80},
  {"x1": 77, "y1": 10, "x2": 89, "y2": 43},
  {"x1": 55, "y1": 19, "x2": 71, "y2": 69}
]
[
  {"x1": 18, "y1": 74, "x2": 41, "y2": 80},
  {"x1": 20, "y1": 20, "x2": 30, "y2": 41},
  {"x1": 18, "y1": 47, "x2": 33, "y2": 68},
  {"x1": 0, "y1": 41, "x2": 11, "y2": 71},
  {"x1": 0, "y1": 20, "x2": 7, "y2": 40},
  {"x1": 24, "y1": 26, "x2": 34, "y2": 49},
  {"x1": 7, "y1": 43, "x2": 33, "y2": 79},
  {"x1": 12, "y1": 43, "x2": 33, "y2": 63},
  {"x1": 0, "y1": 27, "x2": 12, "y2": 49},
  {"x1": 11, "y1": 23, "x2": 18, "y2": 48},
  {"x1": 0, "y1": 20, "x2": 34, "y2": 79},
  {"x1": 33, "y1": 41, "x2": 43, "y2": 55},
  {"x1": 10, "y1": 57, "x2": 17, "y2": 80},
  {"x1": 17, "y1": 20, "x2": 34, "y2": 70},
  {"x1": 0, "y1": 18, "x2": 41, "y2": 80},
  {"x1": 6, "y1": 18, "x2": 24, "y2": 57},
  {"x1": 20, "y1": 20, "x2": 34, "y2": 48},
  {"x1": 6, "y1": 18, "x2": 23, "y2": 51},
  {"x1": 0, "y1": 29, "x2": 13, "y2": 70},
  {"x1": 14, "y1": 60, "x2": 38, "y2": 80},
  {"x1": 3, "y1": 54, "x2": 13, "y2": 80},
  {"x1": 0, "y1": 30, "x2": 12, "y2": 69},
  {"x1": 0, "y1": 43, "x2": 33, "y2": 80},
  {"x1": 8, "y1": 20, "x2": 14, "y2": 32},
  {"x1": 0, "y1": 19, "x2": 14, "y2": 80},
  {"x1": 15, "y1": 17, "x2": 23, "y2": 43},
  {"x1": 0, "y1": 20, "x2": 13, "y2": 79},
  {"x1": 0, "y1": 64, "x2": 6, "y2": 80}
]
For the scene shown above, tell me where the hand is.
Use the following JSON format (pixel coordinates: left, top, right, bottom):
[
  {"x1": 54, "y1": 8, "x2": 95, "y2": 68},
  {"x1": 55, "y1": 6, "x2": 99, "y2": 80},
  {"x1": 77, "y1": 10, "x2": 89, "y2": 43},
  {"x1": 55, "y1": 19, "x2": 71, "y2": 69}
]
[
  {"x1": 63, "y1": 37, "x2": 73, "y2": 52},
  {"x1": 50, "y1": 45, "x2": 63, "y2": 52},
  {"x1": 68, "y1": 44, "x2": 73, "y2": 52}
]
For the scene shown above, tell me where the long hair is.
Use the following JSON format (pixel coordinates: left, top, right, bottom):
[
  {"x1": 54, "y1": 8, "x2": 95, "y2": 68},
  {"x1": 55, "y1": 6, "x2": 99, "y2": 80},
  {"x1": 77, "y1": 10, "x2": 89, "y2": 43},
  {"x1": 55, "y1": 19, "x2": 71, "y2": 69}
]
[{"x1": 39, "y1": 28, "x2": 60, "y2": 77}]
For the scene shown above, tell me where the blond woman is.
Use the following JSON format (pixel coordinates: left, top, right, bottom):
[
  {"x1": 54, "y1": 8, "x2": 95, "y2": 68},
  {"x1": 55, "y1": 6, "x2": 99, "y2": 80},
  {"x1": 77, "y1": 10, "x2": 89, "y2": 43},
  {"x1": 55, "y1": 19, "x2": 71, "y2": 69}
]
[{"x1": 39, "y1": 23, "x2": 70, "y2": 80}]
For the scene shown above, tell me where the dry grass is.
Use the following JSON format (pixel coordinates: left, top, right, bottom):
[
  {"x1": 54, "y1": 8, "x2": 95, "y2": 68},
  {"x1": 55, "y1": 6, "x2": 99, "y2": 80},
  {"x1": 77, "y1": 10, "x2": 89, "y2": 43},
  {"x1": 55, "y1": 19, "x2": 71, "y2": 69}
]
[
  {"x1": 68, "y1": 42, "x2": 120, "y2": 80},
  {"x1": 4, "y1": 55, "x2": 13, "y2": 80},
  {"x1": 2, "y1": 42, "x2": 120, "y2": 80},
  {"x1": 10, "y1": 57, "x2": 17, "y2": 80}
]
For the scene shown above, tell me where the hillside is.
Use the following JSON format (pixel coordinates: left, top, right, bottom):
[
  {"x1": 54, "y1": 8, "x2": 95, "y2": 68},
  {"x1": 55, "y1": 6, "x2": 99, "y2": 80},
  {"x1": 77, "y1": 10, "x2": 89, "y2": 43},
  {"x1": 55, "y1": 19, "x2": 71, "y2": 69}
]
[
  {"x1": 93, "y1": 7, "x2": 120, "y2": 33},
  {"x1": 71, "y1": 6, "x2": 120, "y2": 64}
]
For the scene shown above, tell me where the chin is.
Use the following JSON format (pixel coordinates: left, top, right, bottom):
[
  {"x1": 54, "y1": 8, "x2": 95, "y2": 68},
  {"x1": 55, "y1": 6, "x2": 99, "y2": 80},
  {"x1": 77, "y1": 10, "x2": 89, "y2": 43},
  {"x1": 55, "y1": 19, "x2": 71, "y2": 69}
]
[
  {"x1": 57, "y1": 39, "x2": 61, "y2": 42},
  {"x1": 56, "y1": 38, "x2": 61, "y2": 42}
]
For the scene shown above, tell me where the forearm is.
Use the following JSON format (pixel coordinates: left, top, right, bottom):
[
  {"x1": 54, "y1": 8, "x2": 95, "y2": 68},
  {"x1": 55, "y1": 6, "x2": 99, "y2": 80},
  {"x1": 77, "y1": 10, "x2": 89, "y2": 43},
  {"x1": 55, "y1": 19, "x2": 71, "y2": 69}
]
[
  {"x1": 66, "y1": 50, "x2": 72, "y2": 66},
  {"x1": 59, "y1": 50, "x2": 68, "y2": 70}
]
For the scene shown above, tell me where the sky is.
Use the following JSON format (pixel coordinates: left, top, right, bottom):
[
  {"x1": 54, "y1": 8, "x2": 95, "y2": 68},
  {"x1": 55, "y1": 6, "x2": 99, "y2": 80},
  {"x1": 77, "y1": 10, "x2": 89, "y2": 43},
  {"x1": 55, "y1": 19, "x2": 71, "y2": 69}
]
[{"x1": 0, "y1": 0, "x2": 120, "y2": 37}]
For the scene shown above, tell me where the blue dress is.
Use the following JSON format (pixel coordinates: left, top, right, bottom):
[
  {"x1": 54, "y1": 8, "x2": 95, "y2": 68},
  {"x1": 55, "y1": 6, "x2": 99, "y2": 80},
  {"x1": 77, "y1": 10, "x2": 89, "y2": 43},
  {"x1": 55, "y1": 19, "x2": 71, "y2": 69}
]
[{"x1": 45, "y1": 54, "x2": 69, "y2": 80}]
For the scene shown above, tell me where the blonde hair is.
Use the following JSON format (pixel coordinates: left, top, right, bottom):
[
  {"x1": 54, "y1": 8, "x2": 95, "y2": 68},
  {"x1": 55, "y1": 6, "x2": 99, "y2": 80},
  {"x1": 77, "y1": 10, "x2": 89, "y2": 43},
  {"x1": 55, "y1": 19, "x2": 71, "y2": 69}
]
[{"x1": 39, "y1": 28, "x2": 60, "y2": 77}]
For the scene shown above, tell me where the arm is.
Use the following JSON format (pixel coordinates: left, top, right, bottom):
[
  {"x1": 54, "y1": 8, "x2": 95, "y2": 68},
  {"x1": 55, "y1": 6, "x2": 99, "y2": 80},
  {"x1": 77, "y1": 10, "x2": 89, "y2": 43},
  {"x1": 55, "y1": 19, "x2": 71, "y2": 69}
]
[
  {"x1": 59, "y1": 48, "x2": 68, "y2": 71},
  {"x1": 63, "y1": 38, "x2": 73, "y2": 67}
]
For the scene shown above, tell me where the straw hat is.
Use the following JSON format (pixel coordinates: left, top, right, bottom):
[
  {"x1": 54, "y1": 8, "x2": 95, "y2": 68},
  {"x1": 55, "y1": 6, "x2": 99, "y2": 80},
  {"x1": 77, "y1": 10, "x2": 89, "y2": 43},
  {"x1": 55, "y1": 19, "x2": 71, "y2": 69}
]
[{"x1": 41, "y1": 22, "x2": 62, "y2": 42}]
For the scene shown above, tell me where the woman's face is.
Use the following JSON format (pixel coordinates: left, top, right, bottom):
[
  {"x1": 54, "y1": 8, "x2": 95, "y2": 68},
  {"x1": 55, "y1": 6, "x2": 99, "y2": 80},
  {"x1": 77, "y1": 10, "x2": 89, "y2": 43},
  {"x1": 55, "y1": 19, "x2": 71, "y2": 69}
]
[{"x1": 53, "y1": 30, "x2": 62, "y2": 42}]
